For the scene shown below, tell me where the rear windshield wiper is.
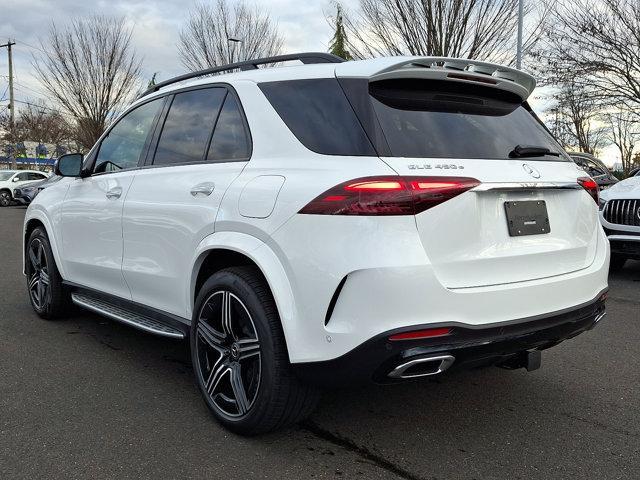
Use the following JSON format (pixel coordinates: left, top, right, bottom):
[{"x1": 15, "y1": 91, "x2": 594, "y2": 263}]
[{"x1": 509, "y1": 144, "x2": 561, "y2": 158}]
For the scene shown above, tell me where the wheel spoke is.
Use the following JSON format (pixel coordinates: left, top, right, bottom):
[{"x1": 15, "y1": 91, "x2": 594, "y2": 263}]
[
  {"x1": 38, "y1": 243, "x2": 46, "y2": 268},
  {"x1": 29, "y1": 273, "x2": 39, "y2": 291},
  {"x1": 28, "y1": 245, "x2": 39, "y2": 269},
  {"x1": 229, "y1": 363, "x2": 250, "y2": 415},
  {"x1": 237, "y1": 338, "x2": 260, "y2": 361},
  {"x1": 205, "y1": 358, "x2": 229, "y2": 396},
  {"x1": 221, "y1": 291, "x2": 236, "y2": 340},
  {"x1": 198, "y1": 321, "x2": 225, "y2": 354},
  {"x1": 37, "y1": 277, "x2": 45, "y2": 305}
]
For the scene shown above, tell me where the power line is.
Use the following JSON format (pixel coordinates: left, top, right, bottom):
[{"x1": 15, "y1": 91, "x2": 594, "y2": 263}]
[{"x1": 13, "y1": 40, "x2": 47, "y2": 55}]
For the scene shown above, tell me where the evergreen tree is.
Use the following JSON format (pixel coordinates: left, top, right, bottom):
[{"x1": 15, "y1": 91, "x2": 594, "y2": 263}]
[
  {"x1": 147, "y1": 72, "x2": 158, "y2": 89},
  {"x1": 329, "y1": 4, "x2": 352, "y2": 60}
]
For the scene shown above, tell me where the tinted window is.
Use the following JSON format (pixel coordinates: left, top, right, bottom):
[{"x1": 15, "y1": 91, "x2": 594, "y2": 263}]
[
  {"x1": 207, "y1": 93, "x2": 251, "y2": 161},
  {"x1": 259, "y1": 79, "x2": 375, "y2": 156},
  {"x1": 154, "y1": 88, "x2": 225, "y2": 165},
  {"x1": 28, "y1": 172, "x2": 46, "y2": 180},
  {"x1": 16, "y1": 172, "x2": 30, "y2": 181},
  {"x1": 94, "y1": 99, "x2": 163, "y2": 174},
  {"x1": 370, "y1": 79, "x2": 567, "y2": 161}
]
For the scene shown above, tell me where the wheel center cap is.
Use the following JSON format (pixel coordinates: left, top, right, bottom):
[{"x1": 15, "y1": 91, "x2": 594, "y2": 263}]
[{"x1": 230, "y1": 343, "x2": 240, "y2": 360}]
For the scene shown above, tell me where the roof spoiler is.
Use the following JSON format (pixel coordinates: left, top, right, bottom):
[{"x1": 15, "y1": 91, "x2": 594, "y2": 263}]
[{"x1": 336, "y1": 57, "x2": 536, "y2": 102}]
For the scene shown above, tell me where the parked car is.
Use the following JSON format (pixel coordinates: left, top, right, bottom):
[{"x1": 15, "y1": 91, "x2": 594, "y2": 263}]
[
  {"x1": 628, "y1": 166, "x2": 640, "y2": 178},
  {"x1": 13, "y1": 174, "x2": 62, "y2": 205},
  {"x1": 599, "y1": 173, "x2": 640, "y2": 271},
  {"x1": 0, "y1": 170, "x2": 49, "y2": 207},
  {"x1": 23, "y1": 53, "x2": 609, "y2": 435},
  {"x1": 570, "y1": 152, "x2": 618, "y2": 190}
]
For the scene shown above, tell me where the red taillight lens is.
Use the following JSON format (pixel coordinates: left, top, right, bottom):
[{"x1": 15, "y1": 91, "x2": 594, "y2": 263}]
[
  {"x1": 388, "y1": 328, "x2": 452, "y2": 341},
  {"x1": 299, "y1": 176, "x2": 481, "y2": 215},
  {"x1": 577, "y1": 177, "x2": 599, "y2": 204}
]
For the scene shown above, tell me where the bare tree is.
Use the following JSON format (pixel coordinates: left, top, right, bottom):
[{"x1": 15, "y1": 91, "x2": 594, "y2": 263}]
[
  {"x1": 546, "y1": 83, "x2": 607, "y2": 154},
  {"x1": 607, "y1": 111, "x2": 639, "y2": 176},
  {"x1": 536, "y1": 0, "x2": 640, "y2": 112},
  {"x1": 16, "y1": 101, "x2": 73, "y2": 146},
  {"x1": 179, "y1": 0, "x2": 283, "y2": 72},
  {"x1": 33, "y1": 16, "x2": 142, "y2": 150},
  {"x1": 343, "y1": 0, "x2": 550, "y2": 65}
]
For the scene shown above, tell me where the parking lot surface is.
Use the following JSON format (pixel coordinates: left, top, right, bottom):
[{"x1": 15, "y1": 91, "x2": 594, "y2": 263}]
[{"x1": 1, "y1": 206, "x2": 639, "y2": 479}]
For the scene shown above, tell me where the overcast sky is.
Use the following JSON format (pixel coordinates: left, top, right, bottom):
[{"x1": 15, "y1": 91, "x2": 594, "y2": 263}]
[
  {"x1": 0, "y1": 0, "x2": 357, "y2": 98},
  {"x1": 0, "y1": 0, "x2": 620, "y2": 164}
]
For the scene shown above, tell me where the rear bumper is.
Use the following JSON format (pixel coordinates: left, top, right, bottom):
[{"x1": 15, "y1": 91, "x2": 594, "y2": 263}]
[{"x1": 293, "y1": 293, "x2": 607, "y2": 387}]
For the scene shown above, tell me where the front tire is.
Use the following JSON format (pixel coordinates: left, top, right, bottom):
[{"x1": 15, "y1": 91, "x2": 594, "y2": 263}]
[
  {"x1": 0, "y1": 190, "x2": 11, "y2": 207},
  {"x1": 191, "y1": 266, "x2": 319, "y2": 435},
  {"x1": 26, "y1": 227, "x2": 70, "y2": 319}
]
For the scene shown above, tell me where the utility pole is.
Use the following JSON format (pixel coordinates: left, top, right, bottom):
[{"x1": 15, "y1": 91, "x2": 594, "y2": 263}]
[
  {"x1": 1, "y1": 40, "x2": 16, "y2": 168},
  {"x1": 516, "y1": 0, "x2": 524, "y2": 69}
]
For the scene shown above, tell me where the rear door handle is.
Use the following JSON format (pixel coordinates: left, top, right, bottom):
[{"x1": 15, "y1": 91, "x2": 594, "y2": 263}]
[
  {"x1": 190, "y1": 182, "x2": 215, "y2": 197},
  {"x1": 106, "y1": 187, "x2": 122, "y2": 200}
]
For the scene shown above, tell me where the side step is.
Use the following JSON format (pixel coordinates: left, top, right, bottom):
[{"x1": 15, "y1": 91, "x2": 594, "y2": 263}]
[{"x1": 71, "y1": 292, "x2": 185, "y2": 339}]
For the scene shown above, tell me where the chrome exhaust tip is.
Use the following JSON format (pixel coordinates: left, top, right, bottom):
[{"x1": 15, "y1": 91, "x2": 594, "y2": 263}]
[
  {"x1": 588, "y1": 311, "x2": 607, "y2": 330},
  {"x1": 388, "y1": 354, "x2": 455, "y2": 379}
]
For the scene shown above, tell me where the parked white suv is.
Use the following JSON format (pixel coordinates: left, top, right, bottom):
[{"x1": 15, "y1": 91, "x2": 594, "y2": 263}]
[
  {"x1": 23, "y1": 53, "x2": 609, "y2": 435},
  {"x1": 599, "y1": 170, "x2": 640, "y2": 270},
  {"x1": 0, "y1": 169, "x2": 48, "y2": 206}
]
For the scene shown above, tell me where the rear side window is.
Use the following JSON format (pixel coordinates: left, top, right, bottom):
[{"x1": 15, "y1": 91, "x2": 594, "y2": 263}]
[
  {"x1": 207, "y1": 94, "x2": 251, "y2": 161},
  {"x1": 259, "y1": 79, "x2": 376, "y2": 156},
  {"x1": 154, "y1": 88, "x2": 226, "y2": 165},
  {"x1": 370, "y1": 79, "x2": 568, "y2": 161}
]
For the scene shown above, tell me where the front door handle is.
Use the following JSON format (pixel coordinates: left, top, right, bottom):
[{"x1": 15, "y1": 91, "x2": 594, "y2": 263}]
[
  {"x1": 106, "y1": 187, "x2": 122, "y2": 200},
  {"x1": 190, "y1": 182, "x2": 215, "y2": 197}
]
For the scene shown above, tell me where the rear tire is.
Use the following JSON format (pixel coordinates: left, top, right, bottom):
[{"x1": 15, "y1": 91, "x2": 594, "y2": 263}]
[
  {"x1": 26, "y1": 227, "x2": 71, "y2": 319},
  {"x1": 191, "y1": 266, "x2": 319, "y2": 435},
  {"x1": 610, "y1": 254, "x2": 627, "y2": 272}
]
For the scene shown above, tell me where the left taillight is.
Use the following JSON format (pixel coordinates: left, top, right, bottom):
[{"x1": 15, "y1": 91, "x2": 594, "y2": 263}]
[
  {"x1": 299, "y1": 176, "x2": 481, "y2": 216},
  {"x1": 577, "y1": 177, "x2": 599, "y2": 204}
]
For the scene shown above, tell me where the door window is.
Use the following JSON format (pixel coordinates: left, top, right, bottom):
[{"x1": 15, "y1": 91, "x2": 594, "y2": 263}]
[
  {"x1": 15, "y1": 172, "x2": 30, "y2": 181},
  {"x1": 153, "y1": 88, "x2": 226, "y2": 165},
  {"x1": 28, "y1": 172, "x2": 46, "y2": 180},
  {"x1": 93, "y1": 98, "x2": 163, "y2": 174},
  {"x1": 207, "y1": 93, "x2": 251, "y2": 161}
]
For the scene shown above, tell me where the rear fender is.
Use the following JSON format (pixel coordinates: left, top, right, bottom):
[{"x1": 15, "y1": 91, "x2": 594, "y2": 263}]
[{"x1": 190, "y1": 232, "x2": 297, "y2": 359}]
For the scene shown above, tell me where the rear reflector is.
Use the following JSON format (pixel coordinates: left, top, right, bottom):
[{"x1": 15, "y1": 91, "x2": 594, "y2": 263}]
[
  {"x1": 388, "y1": 328, "x2": 453, "y2": 341},
  {"x1": 299, "y1": 176, "x2": 481, "y2": 215},
  {"x1": 578, "y1": 177, "x2": 599, "y2": 204}
]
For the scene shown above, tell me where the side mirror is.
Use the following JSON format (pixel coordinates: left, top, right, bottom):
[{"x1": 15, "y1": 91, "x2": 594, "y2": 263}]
[
  {"x1": 12, "y1": 177, "x2": 19, "y2": 182},
  {"x1": 55, "y1": 153, "x2": 84, "y2": 177}
]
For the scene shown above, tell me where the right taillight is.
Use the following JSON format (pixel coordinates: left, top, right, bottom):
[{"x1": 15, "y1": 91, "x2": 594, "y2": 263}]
[
  {"x1": 577, "y1": 177, "x2": 599, "y2": 204},
  {"x1": 299, "y1": 176, "x2": 481, "y2": 216}
]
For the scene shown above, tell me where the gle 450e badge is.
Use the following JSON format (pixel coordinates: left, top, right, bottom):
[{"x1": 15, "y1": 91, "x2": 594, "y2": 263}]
[{"x1": 408, "y1": 164, "x2": 465, "y2": 170}]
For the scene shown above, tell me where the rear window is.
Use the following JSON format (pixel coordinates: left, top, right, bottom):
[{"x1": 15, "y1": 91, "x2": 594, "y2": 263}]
[
  {"x1": 259, "y1": 79, "x2": 376, "y2": 156},
  {"x1": 370, "y1": 79, "x2": 568, "y2": 161}
]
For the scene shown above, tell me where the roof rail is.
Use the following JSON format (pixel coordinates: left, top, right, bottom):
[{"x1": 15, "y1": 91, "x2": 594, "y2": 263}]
[{"x1": 139, "y1": 52, "x2": 345, "y2": 99}]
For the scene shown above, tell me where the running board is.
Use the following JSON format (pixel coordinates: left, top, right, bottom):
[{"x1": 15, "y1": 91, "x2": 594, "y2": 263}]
[{"x1": 71, "y1": 292, "x2": 185, "y2": 339}]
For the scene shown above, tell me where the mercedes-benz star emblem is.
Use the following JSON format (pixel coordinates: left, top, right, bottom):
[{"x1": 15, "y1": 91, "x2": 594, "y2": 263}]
[{"x1": 522, "y1": 163, "x2": 541, "y2": 179}]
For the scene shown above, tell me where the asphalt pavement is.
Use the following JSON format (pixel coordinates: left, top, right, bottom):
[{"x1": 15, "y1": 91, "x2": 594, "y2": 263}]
[{"x1": 1, "y1": 205, "x2": 639, "y2": 480}]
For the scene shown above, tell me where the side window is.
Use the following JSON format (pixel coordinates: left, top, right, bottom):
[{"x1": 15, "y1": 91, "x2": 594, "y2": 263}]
[
  {"x1": 259, "y1": 79, "x2": 376, "y2": 156},
  {"x1": 28, "y1": 172, "x2": 46, "y2": 180},
  {"x1": 207, "y1": 93, "x2": 251, "y2": 162},
  {"x1": 16, "y1": 172, "x2": 30, "y2": 181},
  {"x1": 153, "y1": 88, "x2": 226, "y2": 166},
  {"x1": 93, "y1": 98, "x2": 163, "y2": 174},
  {"x1": 586, "y1": 160, "x2": 605, "y2": 177}
]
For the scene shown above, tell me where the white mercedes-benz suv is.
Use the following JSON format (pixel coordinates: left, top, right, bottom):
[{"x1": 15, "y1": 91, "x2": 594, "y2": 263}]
[
  {"x1": 599, "y1": 170, "x2": 640, "y2": 270},
  {"x1": 23, "y1": 53, "x2": 609, "y2": 435}
]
